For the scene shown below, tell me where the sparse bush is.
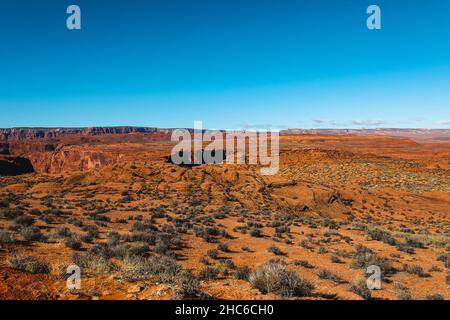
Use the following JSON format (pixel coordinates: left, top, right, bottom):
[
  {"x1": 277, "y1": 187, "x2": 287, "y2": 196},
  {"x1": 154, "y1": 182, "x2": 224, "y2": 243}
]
[
  {"x1": 292, "y1": 260, "x2": 314, "y2": 268},
  {"x1": 52, "y1": 263, "x2": 70, "y2": 279},
  {"x1": 68, "y1": 217, "x2": 83, "y2": 227},
  {"x1": 351, "y1": 245, "x2": 395, "y2": 276},
  {"x1": 323, "y1": 218, "x2": 339, "y2": 230},
  {"x1": 129, "y1": 245, "x2": 150, "y2": 257},
  {"x1": 396, "y1": 242, "x2": 415, "y2": 254},
  {"x1": 9, "y1": 255, "x2": 50, "y2": 274},
  {"x1": 249, "y1": 261, "x2": 314, "y2": 298},
  {"x1": 0, "y1": 229, "x2": 16, "y2": 244},
  {"x1": 402, "y1": 264, "x2": 430, "y2": 278},
  {"x1": 13, "y1": 215, "x2": 35, "y2": 227},
  {"x1": 155, "y1": 240, "x2": 170, "y2": 255},
  {"x1": 82, "y1": 224, "x2": 99, "y2": 235},
  {"x1": 318, "y1": 269, "x2": 345, "y2": 283},
  {"x1": 221, "y1": 259, "x2": 235, "y2": 270},
  {"x1": 234, "y1": 266, "x2": 250, "y2": 280},
  {"x1": 64, "y1": 237, "x2": 82, "y2": 250},
  {"x1": 0, "y1": 208, "x2": 23, "y2": 219},
  {"x1": 367, "y1": 228, "x2": 396, "y2": 245},
  {"x1": 122, "y1": 255, "x2": 181, "y2": 283},
  {"x1": 330, "y1": 255, "x2": 343, "y2": 264},
  {"x1": 81, "y1": 233, "x2": 94, "y2": 243},
  {"x1": 51, "y1": 227, "x2": 72, "y2": 239},
  {"x1": 217, "y1": 243, "x2": 230, "y2": 252},
  {"x1": 275, "y1": 225, "x2": 289, "y2": 234},
  {"x1": 199, "y1": 267, "x2": 219, "y2": 280},
  {"x1": 119, "y1": 195, "x2": 133, "y2": 203},
  {"x1": 124, "y1": 231, "x2": 156, "y2": 245},
  {"x1": 428, "y1": 265, "x2": 441, "y2": 272},
  {"x1": 207, "y1": 249, "x2": 219, "y2": 260},
  {"x1": 88, "y1": 243, "x2": 112, "y2": 258},
  {"x1": 72, "y1": 253, "x2": 117, "y2": 273},
  {"x1": 40, "y1": 215, "x2": 54, "y2": 224},
  {"x1": 437, "y1": 253, "x2": 450, "y2": 269},
  {"x1": 30, "y1": 209, "x2": 42, "y2": 216},
  {"x1": 172, "y1": 269, "x2": 213, "y2": 300},
  {"x1": 0, "y1": 198, "x2": 10, "y2": 208},
  {"x1": 405, "y1": 237, "x2": 425, "y2": 249},
  {"x1": 424, "y1": 293, "x2": 444, "y2": 300},
  {"x1": 318, "y1": 247, "x2": 328, "y2": 254},
  {"x1": 20, "y1": 226, "x2": 45, "y2": 242},
  {"x1": 267, "y1": 244, "x2": 283, "y2": 256},
  {"x1": 348, "y1": 278, "x2": 371, "y2": 300},
  {"x1": 394, "y1": 282, "x2": 412, "y2": 300},
  {"x1": 249, "y1": 228, "x2": 262, "y2": 237}
]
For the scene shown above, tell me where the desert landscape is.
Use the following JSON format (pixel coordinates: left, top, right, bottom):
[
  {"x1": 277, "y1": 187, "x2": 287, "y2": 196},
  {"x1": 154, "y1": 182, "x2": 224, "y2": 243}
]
[{"x1": 0, "y1": 127, "x2": 448, "y2": 300}]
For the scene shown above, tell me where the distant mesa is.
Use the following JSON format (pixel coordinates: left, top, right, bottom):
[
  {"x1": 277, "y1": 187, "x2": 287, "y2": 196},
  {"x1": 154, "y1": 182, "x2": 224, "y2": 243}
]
[
  {"x1": 1, "y1": 127, "x2": 450, "y2": 141},
  {"x1": 0, "y1": 127, "x2": 172, "y2": 141}
]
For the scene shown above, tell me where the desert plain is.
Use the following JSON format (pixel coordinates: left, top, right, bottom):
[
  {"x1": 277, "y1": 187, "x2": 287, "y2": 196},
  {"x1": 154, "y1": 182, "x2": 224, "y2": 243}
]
[{"x1": 0, "y1": 127, "x2": 449, "y2": 300}]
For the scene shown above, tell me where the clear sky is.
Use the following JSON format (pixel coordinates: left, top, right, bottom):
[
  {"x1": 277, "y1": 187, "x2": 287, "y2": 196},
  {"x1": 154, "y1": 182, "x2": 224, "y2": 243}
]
[{"x1": 0, "y1": 0, "x2": 449, "y2": 129}]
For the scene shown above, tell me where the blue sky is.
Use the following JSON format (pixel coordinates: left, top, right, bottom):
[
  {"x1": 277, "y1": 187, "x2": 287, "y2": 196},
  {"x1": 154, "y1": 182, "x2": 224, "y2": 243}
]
[{"x1": 0, "y1": 0, "x2": 449, "y2": 129}]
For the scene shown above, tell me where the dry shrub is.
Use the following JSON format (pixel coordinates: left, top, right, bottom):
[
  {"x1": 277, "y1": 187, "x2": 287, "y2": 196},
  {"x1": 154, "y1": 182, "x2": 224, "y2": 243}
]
[
  {"x1": 8, "y1": 254, "x2": 50, "y2": 274},
  {"x1": 249, "y1": 261, "x2": 314, "y2": 298}
]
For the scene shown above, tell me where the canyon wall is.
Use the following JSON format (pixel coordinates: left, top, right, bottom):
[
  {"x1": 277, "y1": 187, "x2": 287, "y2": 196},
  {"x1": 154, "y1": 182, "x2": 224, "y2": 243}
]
[
  {"x1": 0, "y1": 128, "x2": 175, "y2": 174},
  {"x1": 0, "y1": 127, "x2": 173, "y2": 141}
]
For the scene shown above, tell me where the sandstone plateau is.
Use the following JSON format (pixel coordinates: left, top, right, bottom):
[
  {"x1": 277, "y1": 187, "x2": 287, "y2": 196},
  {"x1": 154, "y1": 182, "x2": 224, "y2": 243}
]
[{"x1": 0, "y1": 127, "x2": 448, "y2": 300}]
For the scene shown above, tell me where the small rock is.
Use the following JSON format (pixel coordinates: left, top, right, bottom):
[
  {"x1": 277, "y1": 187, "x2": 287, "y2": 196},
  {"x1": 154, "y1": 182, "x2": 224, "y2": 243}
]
[{"x1": 127, "y1": 285, "x2": 143, "y2": 293}]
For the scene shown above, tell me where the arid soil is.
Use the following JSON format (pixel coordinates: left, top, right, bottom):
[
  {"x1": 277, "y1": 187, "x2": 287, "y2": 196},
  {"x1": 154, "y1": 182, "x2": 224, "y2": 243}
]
[{"x1": 0, "y1": 129, "x2": 449, "y2": 300}]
